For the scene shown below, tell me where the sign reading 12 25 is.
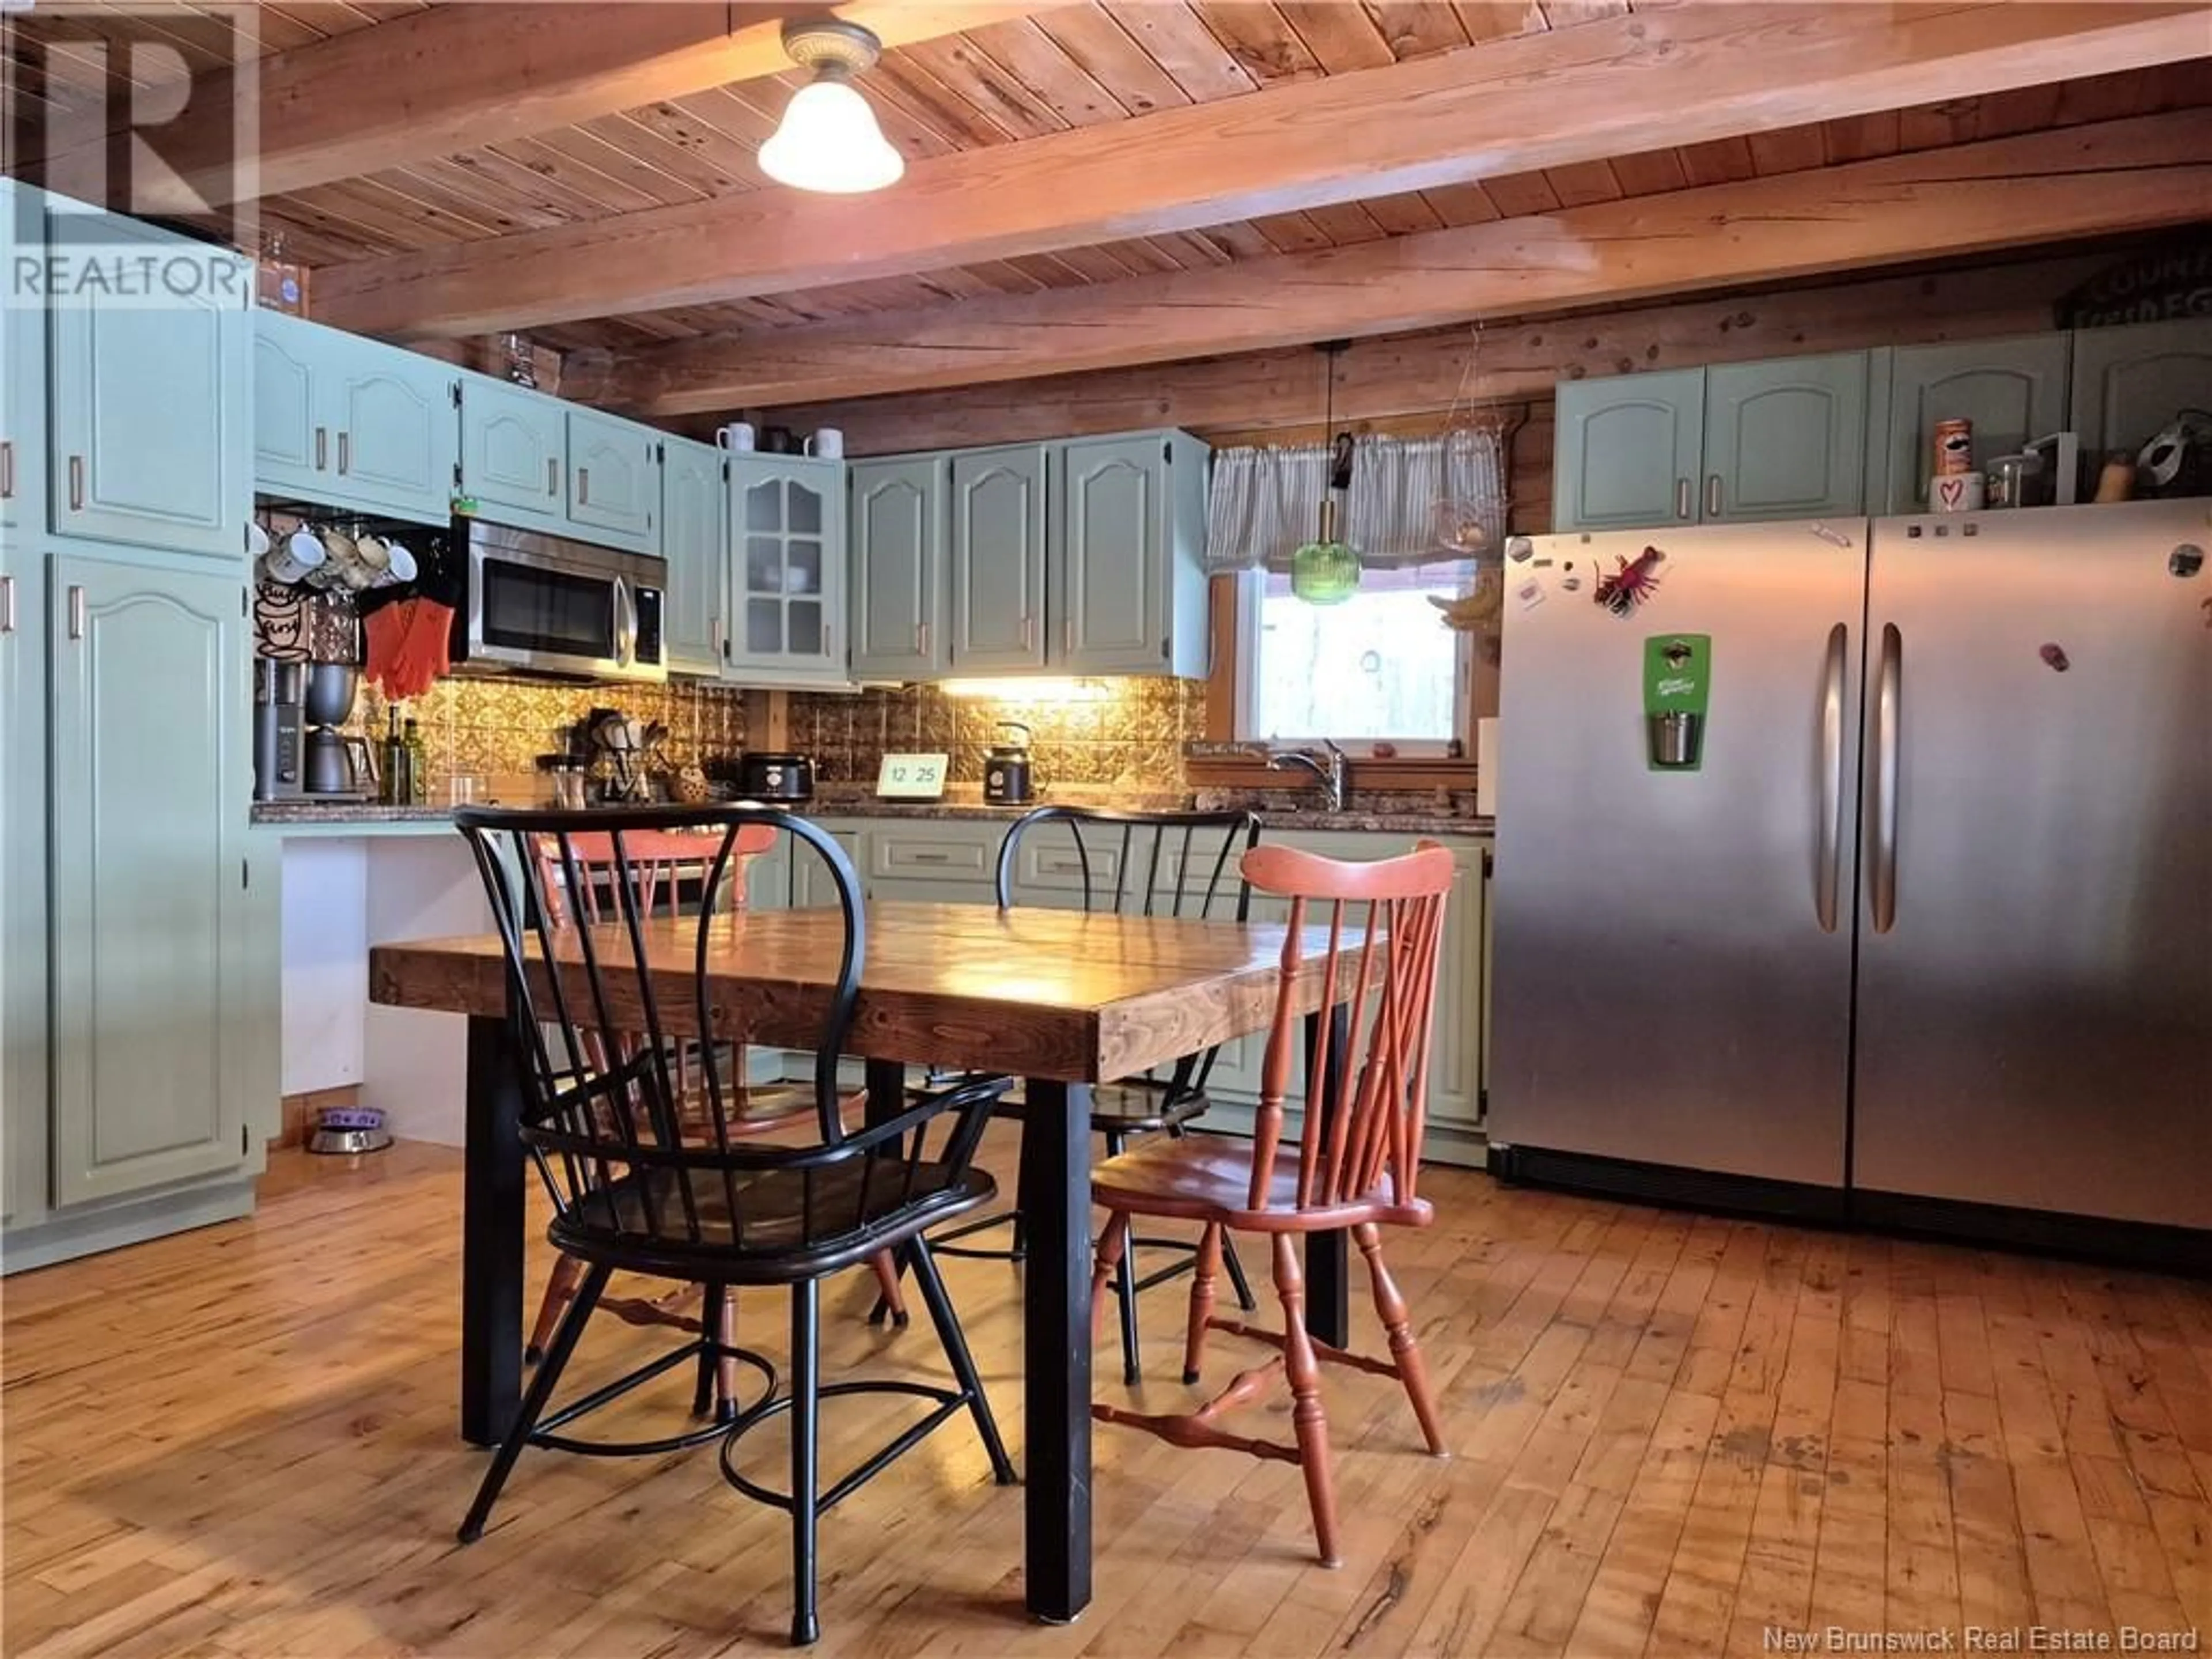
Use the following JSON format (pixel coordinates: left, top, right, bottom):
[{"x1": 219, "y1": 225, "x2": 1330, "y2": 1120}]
[{"x1": 876, "y1": 753, "x2": 950, "y2": 800}]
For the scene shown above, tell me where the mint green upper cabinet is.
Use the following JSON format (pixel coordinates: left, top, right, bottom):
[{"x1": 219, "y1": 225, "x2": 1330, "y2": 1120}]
[
  {"x1": 2, "y1": 180, "x2": 45, "y2": 535},
  {"x1": 659, "y1": 435, "x2": 724, "y2": 676},
  {"x1": 1552, "y1": 369, "x2": 1703, "y2": 531},
  {"x1": 323, "y1": 336, "x2": 457, "y2": 524},
  {"x1": 252, "y1": 312, "x2": 321, "y2": 498},
  {"x1": 727, "y1": 455, "x2": 849, "y2": 687},
  {"x1": 459, "y1": 376, "x2": 565, "y2": 527},
  {"x1": 849, "y1": 456, "x2": 946, "y2": 681},
  {"x1": 48, "y1": 554, "x2": 249, "y2": 1205},
  {"x1": 566, "y1": 407, "x2": 659, "y2": 554},
  {"x1": 1701, "y1": 354, "x2": 1866, "y2": 522},
  {"x1": 2070, "y1": 317, "x2": 2212, "y2": 467},
  {"x1": 252, "y1": 312, "x2": 456, "y2": 525},
  {"x1": 950, "y1": 445, "x2": 1047, "y2": 675},
  {"x1": 1055, "y1": 431, "x2": 1203, "y2": 676},
  {"x1": 1873, "y1": 334, "x2": 2072, "y2": 514},
  {"x1": 47, "y1": 209, "x2": 248, "y2": 559}
]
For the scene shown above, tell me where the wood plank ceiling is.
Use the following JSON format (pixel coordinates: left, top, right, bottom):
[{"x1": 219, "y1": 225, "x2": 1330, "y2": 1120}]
[{"x1": 6, "y1": 3, "x2": 2207, "y2": 399}]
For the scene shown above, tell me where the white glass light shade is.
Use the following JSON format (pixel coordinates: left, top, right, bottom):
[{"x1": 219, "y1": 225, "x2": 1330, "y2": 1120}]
[{"x1": 760, "y1": 78, "x2": 905, "y2": 194}]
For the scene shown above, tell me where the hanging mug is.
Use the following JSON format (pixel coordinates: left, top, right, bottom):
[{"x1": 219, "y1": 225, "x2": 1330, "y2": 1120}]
[{"x1": 263, "y1": 527, "x2": 327, "y2": 585}]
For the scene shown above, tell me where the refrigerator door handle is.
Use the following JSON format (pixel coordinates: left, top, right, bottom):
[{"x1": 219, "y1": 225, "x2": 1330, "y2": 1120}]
[
  {"x1": 1871, "y1": 622, "x2": 1902, "y2": 934},
  {"x1": 1816, "y1": 622, "x2": 1847, "y2": 933}
]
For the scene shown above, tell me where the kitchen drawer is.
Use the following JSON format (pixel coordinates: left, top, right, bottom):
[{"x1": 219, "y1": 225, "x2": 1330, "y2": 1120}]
[
  {"x1": 1007, "y1": 832, "x2": 1125, "y2": 899},
  {"x1": 868, "y1": 830, "x2": 996, "y2": 885}
]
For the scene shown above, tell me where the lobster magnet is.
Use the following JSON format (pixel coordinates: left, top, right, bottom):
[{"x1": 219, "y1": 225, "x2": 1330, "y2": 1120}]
[{"x1": 1597, "y1": 546, "x2": 1667, "y2": 616}]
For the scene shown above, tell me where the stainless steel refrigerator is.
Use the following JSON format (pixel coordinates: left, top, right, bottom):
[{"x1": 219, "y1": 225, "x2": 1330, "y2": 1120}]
[{"x1": 1488, "y1": 499, "x2": 2212, "y2": 1257}]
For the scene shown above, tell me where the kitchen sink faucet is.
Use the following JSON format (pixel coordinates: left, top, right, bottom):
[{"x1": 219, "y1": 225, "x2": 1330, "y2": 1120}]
[{"x1": 1267, "y1": 740, "x2": 1349, "y2": 812}]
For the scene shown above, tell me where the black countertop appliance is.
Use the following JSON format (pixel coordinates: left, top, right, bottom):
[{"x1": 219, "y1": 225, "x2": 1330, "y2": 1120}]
[
  {"x1": 738, "y1": 751, "x2": 815, "y2": 802},
  {"x1": 983, "y1": 722, "x2": 1033, "y2": 806}
]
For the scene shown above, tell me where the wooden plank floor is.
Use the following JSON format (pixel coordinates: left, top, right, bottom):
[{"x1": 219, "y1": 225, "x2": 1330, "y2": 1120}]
[{"x1": 4, "y1": 1136, "x2": 2208, "y2": 1658}]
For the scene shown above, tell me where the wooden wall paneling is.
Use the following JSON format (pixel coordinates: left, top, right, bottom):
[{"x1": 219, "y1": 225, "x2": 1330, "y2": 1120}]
[
  {"x1": 573, "y1": 112, "x2": 2211, "y2": 412},
  {"x1": 747, "y1": 248, "x2": 2121, "y2": 455},
  {"x1": 1032, "y1": 5, "x2": 1198, "y2": 114}
]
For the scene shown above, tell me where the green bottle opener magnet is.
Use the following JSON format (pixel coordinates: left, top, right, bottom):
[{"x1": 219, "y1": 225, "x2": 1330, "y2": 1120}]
[{"x1": 1643, "y1": 633, "x2": 1710, "y2": 771}]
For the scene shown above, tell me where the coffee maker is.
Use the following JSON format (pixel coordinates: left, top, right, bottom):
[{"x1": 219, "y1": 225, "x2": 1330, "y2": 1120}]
[
  {"x1": 253, "y1": 659, "x2": 305, "y2": 801},
  {"x1": 302, "y1": 663, "x2": 369, "y2": 797}
]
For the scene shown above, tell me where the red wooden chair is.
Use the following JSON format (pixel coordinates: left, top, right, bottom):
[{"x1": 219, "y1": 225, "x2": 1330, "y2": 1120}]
[
  {"x1": 1088, "y1": 839, "x2": 1456, "y2": 1566},
  {"x1": 525, "y1": 826, "x2": 907, "y2": 1412}
]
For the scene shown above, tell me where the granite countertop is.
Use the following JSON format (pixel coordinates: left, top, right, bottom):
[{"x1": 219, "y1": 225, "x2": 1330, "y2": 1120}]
[
  {"x1": 251, "y1": 801, "x2": 458, "y2": 825},
  {"x1": 251, "y1": 796, "x2": 1493, "y2": 838}
]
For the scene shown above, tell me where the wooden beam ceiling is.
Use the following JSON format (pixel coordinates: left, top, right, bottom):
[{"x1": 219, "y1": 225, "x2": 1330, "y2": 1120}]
[
  {"x1": 759, "y1": 250, "x2": 2131, "y2": 456},
  {"x1": 33, "y1": 2, "x2": 1065, "y2": 213},
  {"x1": 310, "y1": 2, "x2": 2212, "y2": 340},
  {"x1": 565, "y1": 110, "x2": 2212, "y2": 414}
]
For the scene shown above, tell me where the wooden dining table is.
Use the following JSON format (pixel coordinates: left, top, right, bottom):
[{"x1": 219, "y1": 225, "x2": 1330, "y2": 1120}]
[{"x1": 369, "y1": 899, "x2": 1358, "y2": 1626}]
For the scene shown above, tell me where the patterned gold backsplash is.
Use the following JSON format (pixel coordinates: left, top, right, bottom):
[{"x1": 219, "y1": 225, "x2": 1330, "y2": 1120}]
[
  {"x1": 786, "y1": 679, "x2": 1205, "y2": 792},
  {"x1": 349, "y1": 675, "x2": 1201, "y2": 801},
  {"x1": 352, "y1": 678, "x2": 748, "y2": 802}
]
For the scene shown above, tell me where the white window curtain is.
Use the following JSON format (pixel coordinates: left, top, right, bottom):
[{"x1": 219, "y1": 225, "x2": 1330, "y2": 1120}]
[{"x1": 1205, "y1": 422, "x2": 1509, "y2": 574}]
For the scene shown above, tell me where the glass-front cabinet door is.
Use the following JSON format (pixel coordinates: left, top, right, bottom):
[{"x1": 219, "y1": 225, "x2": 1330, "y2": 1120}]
[{"x1": 725, "y1": 455, "x2": 847, "y2": 686}]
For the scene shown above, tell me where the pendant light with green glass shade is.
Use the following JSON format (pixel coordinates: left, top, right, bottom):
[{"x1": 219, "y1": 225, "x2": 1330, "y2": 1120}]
[{"x1": 1291, "y1": 342, "x2": 1361, "y2": 605}]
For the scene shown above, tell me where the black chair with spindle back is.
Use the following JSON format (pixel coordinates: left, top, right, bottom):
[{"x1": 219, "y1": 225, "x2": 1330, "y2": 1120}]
[
  {"x1": 922, "y1": 805, "x2": 1263, "y2": 1385},
  {"x1": 451, "y1": 805, "x2": 1014, "y2": 1648}
]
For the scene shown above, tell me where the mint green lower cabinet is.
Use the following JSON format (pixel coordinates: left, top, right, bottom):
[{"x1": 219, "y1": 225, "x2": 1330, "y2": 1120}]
[
  {"x1": 849, "y1": 456, "x2": 947, "y2": 681},
  {"x1": 660, "y1": 436, "x2": 724, "y2": 676},
  {"x1": 1873, "y1": 335, "x2": 2072, "y2": 513},
  {"x1": 2070, "y1": 317, "x2": 2212, "y2": 464},
  {"x1": 47, "y1": 554, "x2": 251, "y2": 1206},
  {"x1": 1702, "y1": 353, "x2": 1866, "y2": 522},
  {"x1": 950, "y1": 445, "x2": 1047, "y2": 674},
  {"x1": 1, "y1": 546, "x2": 47, "y2": 1229},
  {"x1": 1198, "y1": 831, "x2": 1488, "y2": 1160},
  {"x1": 48, "y1": 210, "x2": 249, "y2": 559},
  {"x1": 1553, "y1": 369, "x2": 1703, "y2": 531}
]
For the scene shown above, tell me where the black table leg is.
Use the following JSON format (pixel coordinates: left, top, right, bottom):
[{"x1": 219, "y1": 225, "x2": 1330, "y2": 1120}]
[
  {"x1": 863, "y1": 1056, "x2": 907, "y2": 1128},
  {"x1": 1301, "y1": 1006, "x2": 1352, "y2": 1349},
  {"x1": 461, "y1": 1010, "x2": 525, "y2": 1448},
  {"x1": 1021, "y1": 1079, "x2": 1093, "y2": 1624}
]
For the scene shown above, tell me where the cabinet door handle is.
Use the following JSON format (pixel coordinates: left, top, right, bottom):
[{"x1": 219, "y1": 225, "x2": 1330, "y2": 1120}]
[
  {"x1": 906, "y1": 851, "x2": 950, "y2": 864},
  {"x1": 67, "y1": 584, "x2": 86, "y2": 641},
  {"x1": 1706, "y1": 474, "x2": 1722, "y2": 518},
  {"x1": 548, "y1": 458, "x2": 559, "y2": 497},
  {"x1": 1063, "y1": 617, "x2": 1074, "y2": 656},
  {"x1": 337, "y1": 431, "x2": 350, "y2": 475},
  {"x1": 1675, "y1": 476, "x2": 1692, "y2": 520},
  {"x1": 1019, "y1": 614, "x2": 1032, "y2": 651},
  {"x1": 915, "y1": 620, "x2": 929, "y2": 655},
  {"x1": 1, "y1": 573, "x2": 14, "y2": 635},
  {"x1": 577, "y1": 467, "x2": 589, "y2": 506},
  {"x1": 1, "y1": 438, "x2": 14, "y2": 500},
  {"x1": 68, "y1": 455, "x2": 85, "y2": 512},
  {"x1": 315, "y1": 427, "x2": 327, "y2": 471}
]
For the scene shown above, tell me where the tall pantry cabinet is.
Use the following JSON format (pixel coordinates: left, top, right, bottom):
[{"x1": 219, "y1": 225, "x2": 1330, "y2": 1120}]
[{"x1": 3, "y1": 183, "x2": 275, "y2": 1271}]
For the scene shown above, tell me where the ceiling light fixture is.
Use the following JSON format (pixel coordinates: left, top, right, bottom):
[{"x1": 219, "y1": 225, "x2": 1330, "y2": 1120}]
[{"x1": 760, "y1": 20, "x2": 905, "y2": 195}]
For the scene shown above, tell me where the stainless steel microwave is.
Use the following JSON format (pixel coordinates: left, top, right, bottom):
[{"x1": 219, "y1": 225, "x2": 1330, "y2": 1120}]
[{"x1": 454, "y1": 518, "x2": 666, "y2": 684}]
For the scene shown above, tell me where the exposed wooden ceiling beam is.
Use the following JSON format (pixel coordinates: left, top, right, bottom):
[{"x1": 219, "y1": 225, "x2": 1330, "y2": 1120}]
[
  {"x1": 312, "y1": 2, "x2": 2212, "y2": 340},
  {"x1": 759, "y1": 251, "x2": 2126, "y2": 456},
  {"x1": 566, "y1": 111, "x2": 2212, "y2": 414},
  {"x1": 32, "y1": 2, "x2": 1064, "y2": 213}
]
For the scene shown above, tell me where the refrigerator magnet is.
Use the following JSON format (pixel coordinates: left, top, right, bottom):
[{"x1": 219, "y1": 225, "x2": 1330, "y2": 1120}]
[
  {"x1": 1595, "y1": 547, "x2": 1667, "y2": 616},
  {"x1": 1515, "y1": 578, "x2": 1547, "y2": 611}
]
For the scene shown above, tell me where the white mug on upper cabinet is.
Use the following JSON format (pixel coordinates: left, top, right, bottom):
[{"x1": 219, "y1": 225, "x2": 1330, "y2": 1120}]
[
  {"x1": 804, "y1": 428, "x2": 844, "y2": 460},
  {"x1": 715, "y1": 422, "x2": 757, "y2": 452},
  {"x1": 264, "y1": 527, "x2": 327, "y2": 585}
]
